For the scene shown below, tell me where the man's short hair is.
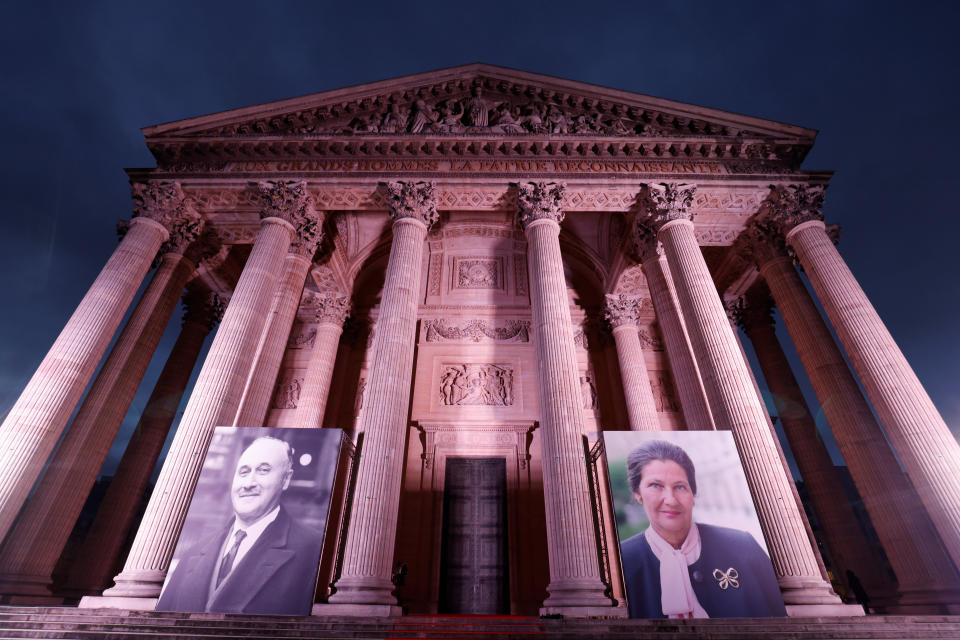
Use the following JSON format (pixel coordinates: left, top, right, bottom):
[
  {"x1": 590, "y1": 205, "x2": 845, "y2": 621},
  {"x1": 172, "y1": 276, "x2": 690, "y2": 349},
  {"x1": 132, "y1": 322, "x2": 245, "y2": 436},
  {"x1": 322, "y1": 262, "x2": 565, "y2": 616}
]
[{"x1": 244, "y1": 436, "x2": 295, "y2": 473}]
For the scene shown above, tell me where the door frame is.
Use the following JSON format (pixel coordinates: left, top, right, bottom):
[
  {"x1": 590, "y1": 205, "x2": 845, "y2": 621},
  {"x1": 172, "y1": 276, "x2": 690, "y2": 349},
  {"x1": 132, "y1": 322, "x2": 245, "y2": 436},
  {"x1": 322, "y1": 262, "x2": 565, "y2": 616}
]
[{"x1": 416, "y1": 422, "x2": 535, "y2": 615}]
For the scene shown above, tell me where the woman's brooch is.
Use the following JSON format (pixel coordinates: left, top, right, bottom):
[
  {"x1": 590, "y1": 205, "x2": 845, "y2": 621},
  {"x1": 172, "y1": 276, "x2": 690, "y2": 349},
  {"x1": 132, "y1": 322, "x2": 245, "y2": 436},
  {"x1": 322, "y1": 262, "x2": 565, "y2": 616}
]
[{"x1": 713, "y1": 568, "x2": 740, "y2": 590}]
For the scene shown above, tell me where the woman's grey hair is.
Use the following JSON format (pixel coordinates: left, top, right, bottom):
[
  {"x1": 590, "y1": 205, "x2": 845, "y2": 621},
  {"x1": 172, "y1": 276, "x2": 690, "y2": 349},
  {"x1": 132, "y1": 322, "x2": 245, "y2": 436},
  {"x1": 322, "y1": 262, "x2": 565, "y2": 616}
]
[{"x1": 626, "y1": 439, "x2": 697, "y2": 495}]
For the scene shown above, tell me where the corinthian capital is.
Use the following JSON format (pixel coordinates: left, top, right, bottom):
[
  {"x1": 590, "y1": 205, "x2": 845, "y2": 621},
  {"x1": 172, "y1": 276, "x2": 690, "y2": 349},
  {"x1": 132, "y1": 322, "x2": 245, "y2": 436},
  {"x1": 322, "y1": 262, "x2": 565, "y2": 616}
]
[
  {"x1": 385, "y1": 181, "x2": 439, "y2": 228},
  {"x1": 636, "y1": 182, "x2": 697, "y2": 232},
  {"x1": 256, "y1": 180, "x2": 323, "y2": 249},
  {"x1": 516, "y1": 181, "x2": 566, "y2": 228},
  {"x1": 300, "y1": 290, "x2": 351, "y2": 326},
  {"x1": 132, "y1": 180, "x2": 195, "y2": 231},
  {"x1": 181, "y1": 289, "x2": 226, "y2": 331},
  {"x1": 736, "y1": 221, "x2": 791, "y2": 268},
  {"x1": 632, "y1": 224, "x2": 663, "y2": 263},
  {"x1": 726, "y1": 290, "x2": 774, "y2": 332},
  {"x1": 761, "y1": 184, "x2": 825, "y2": 234},
  {"x1": 604, "y1": 294, "x2": 643, "y2": 329}
]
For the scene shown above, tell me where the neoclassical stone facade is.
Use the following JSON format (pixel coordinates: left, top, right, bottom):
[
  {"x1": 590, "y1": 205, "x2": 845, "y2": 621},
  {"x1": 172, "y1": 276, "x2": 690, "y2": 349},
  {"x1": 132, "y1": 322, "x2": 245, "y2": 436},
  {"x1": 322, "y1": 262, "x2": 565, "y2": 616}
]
[{"x1": 0, "y1": 64, "x2": 957, "y2": 617}]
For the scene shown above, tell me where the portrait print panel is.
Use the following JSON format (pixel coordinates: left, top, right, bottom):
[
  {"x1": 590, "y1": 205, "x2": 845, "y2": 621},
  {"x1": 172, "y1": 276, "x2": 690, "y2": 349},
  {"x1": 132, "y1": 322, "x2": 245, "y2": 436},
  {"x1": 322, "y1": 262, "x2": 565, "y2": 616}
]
[
  {"x1": 603, "y1": 430, "x2": 785, "y2": 619},
  {"x1": 157, "y1": 426, "x2": 344, "y2": 615}
]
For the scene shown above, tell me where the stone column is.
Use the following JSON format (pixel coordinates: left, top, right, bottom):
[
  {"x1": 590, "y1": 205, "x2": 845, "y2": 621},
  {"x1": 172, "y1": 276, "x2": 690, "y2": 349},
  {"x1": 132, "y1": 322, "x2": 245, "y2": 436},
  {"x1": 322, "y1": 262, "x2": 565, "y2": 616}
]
[
  {"x1": 326, "y1": 182, "x2": 437, "y2": 612},
  {"x1": 767, "y1": 185, "x2": 960, "y2": 573},
  {"x1": 636, "y1": 242, "x2": 714, "y2": 429},
  {"x1": 292, "y1": 292, "x2": 350, "y2": 429},
  {"x1": 516, "y1": 182, "x2": 610, "y2": 614},
  {"x1": 234, "y1": 222, "x2": 323, "y2": 427},
  {"x1": 637, "y1": 182, "x2": 848, "y2": 613},
  {"x1": 730, "y1": 288, "x2": 894, "y2": 603},
  {"x1": 748, "y1": 205, "x2": 960, "y2": 608},
  {"x1": 64, "y1": 290, "x2": 222, "y2": 596},
  {"x1": 93, "y1": 181, "x2": 319, "y2": 605},
  {"x1": 603, "y1": 294, "x2": 659, "y2": 430},
  {"x1": 0, "y1": 212, "x2": 206, "y2": 598},
  {"x1": 0, "y1": 181, "x2": 184, "y2": 542}
]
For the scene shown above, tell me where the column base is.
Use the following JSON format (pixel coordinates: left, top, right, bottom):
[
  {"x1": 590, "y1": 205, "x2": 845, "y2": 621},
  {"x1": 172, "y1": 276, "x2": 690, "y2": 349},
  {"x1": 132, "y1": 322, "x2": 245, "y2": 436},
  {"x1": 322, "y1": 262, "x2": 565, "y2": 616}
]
[
  {"x1": 785, "y1": 603, "x2": 864, "y2": 617},
  {"x1": 539, "y1": 605, "x2": 627, "y2": 618},
  {"x1": 542, "y1": 577, "x2": 615, "y2": 609},
  {"x1": 326, "y1": 576, "x2": 397, "y2": 606},
  {"x1": 78, "y1": 595, "x2": 158, "y2": 611},
  {"x1": 778, "y1": 576, "x2": 845, "y2": 605},
  {"x1": 101, "y1": 569, "x2": 165, "y2": 598},
  {"x1": 312, "y1": 603, "x2": 403, "y2": 617},
  {"x1": 0, "y1": 573, "x2": 55, "y2": 599}
]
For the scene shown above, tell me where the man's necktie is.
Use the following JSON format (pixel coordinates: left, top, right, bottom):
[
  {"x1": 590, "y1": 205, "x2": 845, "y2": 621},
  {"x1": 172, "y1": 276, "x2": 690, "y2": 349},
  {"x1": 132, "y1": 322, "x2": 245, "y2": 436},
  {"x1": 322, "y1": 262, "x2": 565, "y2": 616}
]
[{"x1": 216, "y1": 529, "x2": 247, "y2": 588}]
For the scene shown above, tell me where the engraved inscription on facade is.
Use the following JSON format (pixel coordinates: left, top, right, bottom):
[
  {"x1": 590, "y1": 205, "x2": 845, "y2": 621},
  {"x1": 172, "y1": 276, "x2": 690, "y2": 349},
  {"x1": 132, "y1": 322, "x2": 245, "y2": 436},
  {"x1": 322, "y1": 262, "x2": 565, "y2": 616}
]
[
  {"x1": 439, "y1": 364, "x2": 514, "y2": 407},
  {"x1": 424, "y1": 318, "x2": 529, "y2": 343},
  {"x1": 454, "y1": 257, "x2": 501, "y2": 290}
]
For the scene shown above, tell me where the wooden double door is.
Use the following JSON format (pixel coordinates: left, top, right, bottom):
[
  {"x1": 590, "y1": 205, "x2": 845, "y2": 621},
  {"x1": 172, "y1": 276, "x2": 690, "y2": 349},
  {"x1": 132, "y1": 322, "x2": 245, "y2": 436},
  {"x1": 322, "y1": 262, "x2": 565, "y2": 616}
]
[{"x1": 438, "y1": 457, "x2": 509, "y2": 614}]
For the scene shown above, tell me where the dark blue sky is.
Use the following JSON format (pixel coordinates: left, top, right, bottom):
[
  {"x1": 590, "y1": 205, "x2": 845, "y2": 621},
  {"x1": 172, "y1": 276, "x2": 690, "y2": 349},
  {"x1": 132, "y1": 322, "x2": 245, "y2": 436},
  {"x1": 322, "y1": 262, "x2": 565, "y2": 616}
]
[{"x1": 1, "y1": 1, "x2": 957, "y2": 475}]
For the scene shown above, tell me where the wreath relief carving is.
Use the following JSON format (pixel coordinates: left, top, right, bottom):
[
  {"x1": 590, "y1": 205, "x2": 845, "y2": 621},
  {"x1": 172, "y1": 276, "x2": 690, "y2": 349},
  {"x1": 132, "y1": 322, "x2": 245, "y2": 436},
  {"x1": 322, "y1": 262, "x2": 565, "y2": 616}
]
[{"x1": 439, "y1": 364, "x2": 514, "y2": 407}]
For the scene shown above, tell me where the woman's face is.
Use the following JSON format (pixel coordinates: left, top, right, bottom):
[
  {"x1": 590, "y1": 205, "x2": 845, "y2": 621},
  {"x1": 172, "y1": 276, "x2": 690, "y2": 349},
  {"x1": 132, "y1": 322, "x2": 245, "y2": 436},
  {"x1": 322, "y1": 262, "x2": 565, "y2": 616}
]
[{"x1": 635, "y1": 459, "x2": 695, "y2": 545}]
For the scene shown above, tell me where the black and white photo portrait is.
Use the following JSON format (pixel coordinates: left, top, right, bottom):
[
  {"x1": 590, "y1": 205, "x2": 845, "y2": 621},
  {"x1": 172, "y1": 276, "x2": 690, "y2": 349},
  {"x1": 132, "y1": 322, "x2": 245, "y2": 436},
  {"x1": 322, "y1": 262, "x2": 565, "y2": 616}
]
[{"x1": 156, "y1": 427, "x2": 343, "y2": 615}]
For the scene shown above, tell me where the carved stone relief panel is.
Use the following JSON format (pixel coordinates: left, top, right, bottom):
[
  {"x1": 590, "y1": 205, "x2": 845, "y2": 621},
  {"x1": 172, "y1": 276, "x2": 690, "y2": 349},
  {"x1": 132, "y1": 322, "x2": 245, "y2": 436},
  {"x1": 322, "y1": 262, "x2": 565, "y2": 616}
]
[
  {"x1": 513, "y1": 255, "x2": 529, "y2": 296},
  {"x1": 439, "y1": 364, "x2": 514, "y2": 407},
  {"x1": 288, "y1": 326, "x2": 318, "y2": 350},
  {"x1": 580, "y1": 372, "x2": 598, "y2": 410},
  {"x1": 273, "y1": 375, "x2": 304, "y2": 410},
  {"x1": 651, "y1": 372, "x2": 680, "y2": 412},
  {"x1": 423, "y1": 318, "x2": 530, "y2": 343},
  {"x1": 453, "y1": 257, "x2": 503, "y2": 290}
]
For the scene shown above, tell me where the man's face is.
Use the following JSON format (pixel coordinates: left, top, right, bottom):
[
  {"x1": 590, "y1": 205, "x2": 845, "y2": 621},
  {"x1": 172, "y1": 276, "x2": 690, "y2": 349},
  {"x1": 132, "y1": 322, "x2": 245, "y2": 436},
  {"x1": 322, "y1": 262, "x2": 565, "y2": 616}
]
[{"x1": 231, "y1": 438, "x2": 292, "y2": 526}]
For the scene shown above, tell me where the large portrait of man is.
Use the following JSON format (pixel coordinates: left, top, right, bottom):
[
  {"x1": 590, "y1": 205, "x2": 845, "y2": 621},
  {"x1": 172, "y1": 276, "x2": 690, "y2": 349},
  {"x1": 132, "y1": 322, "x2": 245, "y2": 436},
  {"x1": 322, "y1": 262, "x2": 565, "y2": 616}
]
[
  {"x1": 603, "y1": 431, "x2": 785, "y2": 619},
  {"x1": 156, "y1": 427, "x2": 343, "y2": 615}
]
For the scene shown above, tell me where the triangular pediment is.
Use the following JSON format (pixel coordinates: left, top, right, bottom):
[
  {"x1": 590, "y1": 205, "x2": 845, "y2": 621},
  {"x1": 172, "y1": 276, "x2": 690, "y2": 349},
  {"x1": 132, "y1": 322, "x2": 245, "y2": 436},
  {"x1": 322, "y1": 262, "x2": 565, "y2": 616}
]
[{"x1": 145, "y1": 64, "x2": 814, "y2": 142}]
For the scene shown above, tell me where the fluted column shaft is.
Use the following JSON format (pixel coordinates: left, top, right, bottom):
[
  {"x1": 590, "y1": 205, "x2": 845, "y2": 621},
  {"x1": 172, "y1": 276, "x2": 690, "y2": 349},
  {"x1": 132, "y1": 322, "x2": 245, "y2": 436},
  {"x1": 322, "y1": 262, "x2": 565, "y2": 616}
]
[
  {"x1": 234, "y1": 249, "x2": 313, "y2": 426},
  {"x1": 736, "y1": 296, "x2": 892, "y2": 600},
  {"x1": 0, "y1": 249, "x2": 196, "y2": 595},
  {"x1": 658, "y1": 216, "x2": 837, "y2": 605},
  {"x1": 104, "y1": 216, "x2": 294, "y2": 598},
  {"x1": 762, "y1": 252, "x2": 960, "y2": 598},
  {"x1": 786, "y1": 219, "x2": 960, "y2": 571},
  {"x1": 605, "y1": 296, "x2": 659, "y2": 430},
  {"x1": 610, "y1": 326, "x2": 659, "y2": 430},
  {"x1": 641, "y1": 254, "x2": 714, "y2": 429},
  {"x1": 328, "y1": 217, "x2": 428, "y2": 605},
  {"x1": 65, "y1": 294, "x2": 217, "y2": 595},
  {"x1": 526, "y1": 218, "x2": 608, "y2": 606},
  {"x1": 293, "y1": 294, "x2": 349, "y2": 429},
  {"x1": 0, "y1": 216, "x2": 169, "y2": 541}
]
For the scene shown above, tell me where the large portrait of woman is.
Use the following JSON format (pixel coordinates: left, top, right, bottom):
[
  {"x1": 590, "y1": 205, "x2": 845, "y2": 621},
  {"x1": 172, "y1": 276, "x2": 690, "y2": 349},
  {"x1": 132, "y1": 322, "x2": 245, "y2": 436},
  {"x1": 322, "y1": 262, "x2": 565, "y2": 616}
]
[{"x1": 603, "y1": 431, "x2": 786, "y2": 619}]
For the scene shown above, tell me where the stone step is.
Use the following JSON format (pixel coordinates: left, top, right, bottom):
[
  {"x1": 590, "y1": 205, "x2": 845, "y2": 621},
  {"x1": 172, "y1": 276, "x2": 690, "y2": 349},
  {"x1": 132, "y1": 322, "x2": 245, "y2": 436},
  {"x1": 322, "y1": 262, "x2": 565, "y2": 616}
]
[{"x1": 0, "y1": 607, "x2": 957, "y2": 640}]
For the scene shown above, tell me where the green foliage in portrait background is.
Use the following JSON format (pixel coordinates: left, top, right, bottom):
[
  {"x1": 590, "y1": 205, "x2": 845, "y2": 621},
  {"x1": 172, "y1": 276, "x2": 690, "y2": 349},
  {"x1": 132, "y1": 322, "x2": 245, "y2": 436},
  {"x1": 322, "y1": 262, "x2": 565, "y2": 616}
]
[{"x1": 608, "y1": 457, "x2": 649, "y2": 541}]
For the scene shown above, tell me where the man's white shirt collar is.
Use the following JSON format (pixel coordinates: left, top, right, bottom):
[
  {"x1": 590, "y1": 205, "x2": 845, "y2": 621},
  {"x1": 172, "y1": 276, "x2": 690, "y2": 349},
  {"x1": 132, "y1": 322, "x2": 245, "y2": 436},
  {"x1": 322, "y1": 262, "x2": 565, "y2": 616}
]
[{"x1": 220, "y1": 505, "x2": 281, "y2": 576}]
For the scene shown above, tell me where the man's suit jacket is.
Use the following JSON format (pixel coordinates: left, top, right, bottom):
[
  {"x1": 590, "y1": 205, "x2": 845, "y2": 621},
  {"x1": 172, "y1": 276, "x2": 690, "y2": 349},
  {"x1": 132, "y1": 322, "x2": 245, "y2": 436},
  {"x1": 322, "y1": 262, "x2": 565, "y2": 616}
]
[
  {"x1": 620, "y1": 523, "x2": 786, "y2": 619},
  {"x1": 157, "y1": 507, "x2": 323, "y2": 615}
]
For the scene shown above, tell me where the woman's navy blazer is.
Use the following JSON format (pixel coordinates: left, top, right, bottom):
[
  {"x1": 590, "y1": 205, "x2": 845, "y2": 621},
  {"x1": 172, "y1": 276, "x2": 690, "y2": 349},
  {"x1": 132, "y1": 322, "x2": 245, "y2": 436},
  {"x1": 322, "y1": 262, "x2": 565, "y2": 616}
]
[{"x1": 620, "y1": 523, "x2": 787, "y2": 618}]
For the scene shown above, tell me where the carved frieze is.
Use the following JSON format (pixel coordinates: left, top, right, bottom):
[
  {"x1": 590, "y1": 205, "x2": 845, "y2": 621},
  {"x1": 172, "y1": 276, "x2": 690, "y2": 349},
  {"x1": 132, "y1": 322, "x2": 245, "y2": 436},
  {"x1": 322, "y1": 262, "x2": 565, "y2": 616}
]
[
  {"x1": 438, "y1": 364, "x2": 514, "y2": 407},
  {"x1": 194, "y1": 77, "x2": 771, "y2": 141},
  {"x1": 423, "y1": 318, "x2": 530, "y2": 343}
]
